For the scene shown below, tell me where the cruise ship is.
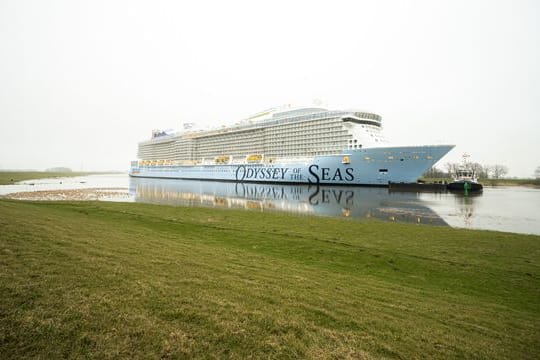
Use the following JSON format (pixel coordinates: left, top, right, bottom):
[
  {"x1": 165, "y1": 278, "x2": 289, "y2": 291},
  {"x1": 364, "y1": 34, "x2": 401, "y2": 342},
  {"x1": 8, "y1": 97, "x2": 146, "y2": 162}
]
[{"x1": 129, "y1": 106, "x2": 454, "y2": 185}]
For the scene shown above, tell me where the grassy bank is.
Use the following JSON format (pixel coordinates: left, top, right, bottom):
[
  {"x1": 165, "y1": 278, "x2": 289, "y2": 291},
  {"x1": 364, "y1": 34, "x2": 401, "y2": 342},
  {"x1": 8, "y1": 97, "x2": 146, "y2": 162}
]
[
  {"x1": 421, "y1": 177, "x2": 540, "y2": 187},
  {"x1": 482, "y1": 178, "x2": 540, "y2": 187},
  {"x1": 1, "y1": 200, "x2": 539, "y2": 358},
  {"x1": 0, "y1": 171, "x2": 117, "y2": 185}
]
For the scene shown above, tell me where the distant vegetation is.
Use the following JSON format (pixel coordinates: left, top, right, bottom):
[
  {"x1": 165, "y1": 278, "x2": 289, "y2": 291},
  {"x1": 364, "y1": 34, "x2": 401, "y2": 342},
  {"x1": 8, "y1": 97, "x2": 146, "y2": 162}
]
[
  {"x1": 0, "y1": 200, "x2": 538, "y2": 358},
  {"x1": 45, "y1": 167, "x2": 72, "y2": 172},
  {"x1": 421, "y1": 176, "x2": 540, "y2": 187},
  {"x1": 423, "y1": 164, "x2": 540, "y2": 186},
  {"x1": 480, "y1": 178, "x2": 540, "y2": 186},
  {"x1": 0, "y1": 171, "x2": 102, "y2": 185}
]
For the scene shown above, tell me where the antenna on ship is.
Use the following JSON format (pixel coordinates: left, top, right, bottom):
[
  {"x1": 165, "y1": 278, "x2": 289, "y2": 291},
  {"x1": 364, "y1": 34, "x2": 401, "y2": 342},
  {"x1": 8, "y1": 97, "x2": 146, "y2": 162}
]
[{"x1": 312, "y1": 98, "x2": 329, "y2": 108}]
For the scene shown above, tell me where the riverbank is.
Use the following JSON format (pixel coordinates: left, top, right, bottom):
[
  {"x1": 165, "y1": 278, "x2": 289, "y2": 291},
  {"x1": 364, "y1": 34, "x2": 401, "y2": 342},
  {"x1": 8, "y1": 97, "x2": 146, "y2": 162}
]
[
  {"x1": 421, "y1": 177, "x2": 540, "y2": 187},
  {"x1": 482, "y1": 178, "x2": 540, "y2": 187},
  {"x1": 0, "y1": 200, "x2": 538, "y2": 358},
  {"x1": 2, "y1": 188, "x2": 130, "y2": 201}
]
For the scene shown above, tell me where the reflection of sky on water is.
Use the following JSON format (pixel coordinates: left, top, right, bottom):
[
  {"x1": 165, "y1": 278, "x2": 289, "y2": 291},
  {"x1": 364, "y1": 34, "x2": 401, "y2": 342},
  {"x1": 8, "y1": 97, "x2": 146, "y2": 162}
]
[
  {"x1": 2, "y1": 174, "x2": 539, "y2": 235},
  {"x1": 420, "y1": 187, "x2": 540, "y2": 235},
  {"x1": 0, "y1": 174, "x2": 129, "y2": 195}
]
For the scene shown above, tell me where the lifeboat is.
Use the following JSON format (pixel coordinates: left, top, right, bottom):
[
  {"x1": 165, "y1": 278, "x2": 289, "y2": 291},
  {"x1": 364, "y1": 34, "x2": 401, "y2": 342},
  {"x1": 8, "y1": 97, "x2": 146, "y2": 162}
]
[
  {"x1": 246, "y1": 154, "x2": 263, "y2": 163},
  {"x1": 215, "y1": 155, "x2": 231, "y2": 164}
]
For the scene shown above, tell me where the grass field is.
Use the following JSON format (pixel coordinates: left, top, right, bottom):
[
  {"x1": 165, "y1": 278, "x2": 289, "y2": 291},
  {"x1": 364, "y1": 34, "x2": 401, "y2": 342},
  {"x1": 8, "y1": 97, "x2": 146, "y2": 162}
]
[
  {"x1": 1, "y1": 200, "x2": 539, "y2": 358},
  {"x1": 421, "y1": 177, "x2": 540, "y2": 187},
  {"x1": 481, "y1": 178, "x2": 540, "y2": 187},
  {"x1": 0, "y1": 171, "x2": 115, "y2": 185}
]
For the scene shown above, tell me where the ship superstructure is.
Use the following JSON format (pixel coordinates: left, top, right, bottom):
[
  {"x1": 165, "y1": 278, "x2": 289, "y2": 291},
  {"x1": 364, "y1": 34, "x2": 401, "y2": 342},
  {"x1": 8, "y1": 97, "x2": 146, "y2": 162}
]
[{"x1": 137, "y1": 107, "x2": 387, "y2": 164}]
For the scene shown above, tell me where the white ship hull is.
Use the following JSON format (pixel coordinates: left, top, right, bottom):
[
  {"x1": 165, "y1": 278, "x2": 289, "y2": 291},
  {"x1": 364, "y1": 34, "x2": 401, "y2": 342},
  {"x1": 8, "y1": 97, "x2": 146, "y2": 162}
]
[{"x1": 129, "y1": 145, "x2": 453, "y2": 185}]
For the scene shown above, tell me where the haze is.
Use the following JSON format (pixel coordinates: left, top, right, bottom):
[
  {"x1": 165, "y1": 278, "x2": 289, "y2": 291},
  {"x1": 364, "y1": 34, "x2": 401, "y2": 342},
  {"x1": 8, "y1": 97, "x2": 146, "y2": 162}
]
[{"x1": 1, "y1": 0, "x2": 538, "y2": 177}]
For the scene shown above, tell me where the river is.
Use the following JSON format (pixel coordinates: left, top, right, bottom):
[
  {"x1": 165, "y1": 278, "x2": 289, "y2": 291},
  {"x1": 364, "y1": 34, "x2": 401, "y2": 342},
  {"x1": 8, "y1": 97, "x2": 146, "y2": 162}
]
[{"x1": 1, "y1": 174, "x2": 539, "y2": 235}]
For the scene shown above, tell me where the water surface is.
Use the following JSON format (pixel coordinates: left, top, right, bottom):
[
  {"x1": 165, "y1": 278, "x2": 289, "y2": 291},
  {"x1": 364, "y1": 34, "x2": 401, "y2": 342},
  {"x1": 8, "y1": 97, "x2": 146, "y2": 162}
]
[{"x1": 1, "y1": 174, "x2": 539, "y2": 235}]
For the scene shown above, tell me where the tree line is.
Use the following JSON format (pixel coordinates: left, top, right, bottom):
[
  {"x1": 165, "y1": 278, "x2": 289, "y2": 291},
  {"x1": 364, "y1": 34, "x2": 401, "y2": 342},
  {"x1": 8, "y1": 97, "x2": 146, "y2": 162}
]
[{"x1": 423, "y1": 162, "x2": 509, "y2": 179}]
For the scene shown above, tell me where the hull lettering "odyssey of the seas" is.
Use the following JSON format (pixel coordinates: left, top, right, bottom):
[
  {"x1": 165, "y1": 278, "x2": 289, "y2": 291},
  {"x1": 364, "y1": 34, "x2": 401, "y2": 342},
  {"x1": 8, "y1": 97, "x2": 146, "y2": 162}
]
[{"x1": 234, "y1": 165, "x2": 356, "y2": 184}]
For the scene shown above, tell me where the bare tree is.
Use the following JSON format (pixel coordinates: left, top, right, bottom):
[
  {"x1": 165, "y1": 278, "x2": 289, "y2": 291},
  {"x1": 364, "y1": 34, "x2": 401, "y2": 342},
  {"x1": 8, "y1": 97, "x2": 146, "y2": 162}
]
[
  {"x1": 423, "y1": 166, "x2": 447, "y2": 178},
  {"x1": 484, "y1": 165, "x2": 492, "y2": 178},
  {"x1": 445, "y1": 162, "x2": 458, "y2": 177},
  {"x1": 469, "y1": 162, "x2": 486, "y2": 179},
  {"x1": 535, "y1": 166, "x2": 540, "y2": 179},
  {"x1": 490, "y1": 164, "x2": 509, "y2": 179}
]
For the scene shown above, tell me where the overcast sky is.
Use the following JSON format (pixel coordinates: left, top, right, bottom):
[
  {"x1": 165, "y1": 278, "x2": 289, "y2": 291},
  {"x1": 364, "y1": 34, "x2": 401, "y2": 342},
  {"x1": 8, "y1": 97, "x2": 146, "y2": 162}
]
[{"x1": 0, "y1": 0, "x2": 538, "y2": 177}]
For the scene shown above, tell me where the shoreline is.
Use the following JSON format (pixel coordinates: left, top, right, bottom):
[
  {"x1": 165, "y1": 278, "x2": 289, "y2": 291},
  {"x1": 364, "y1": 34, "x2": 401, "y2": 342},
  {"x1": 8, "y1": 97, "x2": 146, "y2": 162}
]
[{"x1": 1, "y1": 188, "x2": 130, "y2": 201}]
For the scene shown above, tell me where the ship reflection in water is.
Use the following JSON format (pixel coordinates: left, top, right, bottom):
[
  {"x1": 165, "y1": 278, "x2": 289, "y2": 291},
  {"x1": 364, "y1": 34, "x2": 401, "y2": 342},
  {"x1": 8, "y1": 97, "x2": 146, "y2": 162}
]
[
  {"x1": 129, "y1": 177, "x2": 450, "y2": 226},
  {"x1": 450, "y1": 192, "x2": 483, "y2": 229}
]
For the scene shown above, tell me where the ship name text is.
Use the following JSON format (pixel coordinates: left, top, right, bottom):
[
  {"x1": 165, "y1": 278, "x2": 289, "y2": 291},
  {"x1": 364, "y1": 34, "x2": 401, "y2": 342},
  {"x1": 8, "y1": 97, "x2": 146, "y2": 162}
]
[
  {"x1": 308, "y1": 165, "x2": 354, "y2": 184},
  {"x1": 235, "y1": 166, "x2": 290, "y2": 181}
]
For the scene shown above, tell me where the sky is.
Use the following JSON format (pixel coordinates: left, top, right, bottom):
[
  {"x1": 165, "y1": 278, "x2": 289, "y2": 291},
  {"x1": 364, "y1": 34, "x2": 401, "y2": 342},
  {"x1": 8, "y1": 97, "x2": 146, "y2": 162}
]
[{"x1": 0, "y1": 0, "x2": 538, "y2": 177}]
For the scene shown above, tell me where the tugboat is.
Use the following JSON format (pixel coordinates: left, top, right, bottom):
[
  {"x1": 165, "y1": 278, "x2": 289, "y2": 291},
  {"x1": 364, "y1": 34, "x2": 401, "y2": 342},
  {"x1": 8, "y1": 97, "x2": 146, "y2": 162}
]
[{"x1": 447, "y1": 154, "x2": 483, "y2": 193}]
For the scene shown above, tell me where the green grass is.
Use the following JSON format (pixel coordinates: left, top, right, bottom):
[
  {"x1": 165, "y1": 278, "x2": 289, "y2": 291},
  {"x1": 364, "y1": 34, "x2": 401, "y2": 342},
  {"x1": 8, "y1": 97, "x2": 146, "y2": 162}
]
[
  {"x1": 0, "y1": 171, "x2": 115, "y2": 185},
  {"x1": 1, "y1": 200, "x2": 539, "y2": 359},
  {"x1": 421, "y1": 177, "x2": 540, "y2": 187},
  {"x1": 482, "y1": 178, "x2": 540, "y2": 187}
]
